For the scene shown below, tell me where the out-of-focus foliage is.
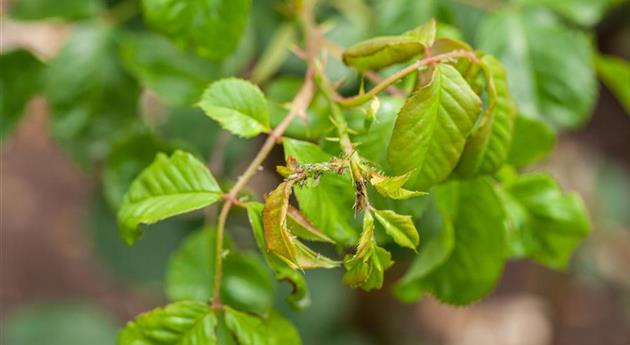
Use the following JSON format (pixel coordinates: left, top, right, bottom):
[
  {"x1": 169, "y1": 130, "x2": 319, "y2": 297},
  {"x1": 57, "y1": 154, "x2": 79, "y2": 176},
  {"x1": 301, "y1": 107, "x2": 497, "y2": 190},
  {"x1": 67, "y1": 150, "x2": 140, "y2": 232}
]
[{"x1": 4, "y1": 0, "x2": 628, "y2": 344}]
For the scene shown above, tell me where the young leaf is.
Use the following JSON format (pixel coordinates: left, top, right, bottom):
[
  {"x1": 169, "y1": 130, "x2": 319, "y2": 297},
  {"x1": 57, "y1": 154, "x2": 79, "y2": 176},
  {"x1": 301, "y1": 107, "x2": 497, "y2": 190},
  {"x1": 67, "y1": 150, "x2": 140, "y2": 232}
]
[
  {"x1": 43, "y1": 22, "x2": 140, "y2": 164},
  {"x1": 396, "y1": 178, "x2": 507, "y2": 305},
  {"x1": 596, "y1": 54, "x2": 630, "y2": 115},
  {"x1": 247, "y1": 203, "x2": 311, "y2": 310},
  {"x1": 507, "y1": 114, "x2": 556, "y2": 167},
  {"x1": 342, "y1": 36, "x2": 425, "y2": 72},
  {"x1": 456, "y1": 55, "x2": 517, "y2": 176},
  {"x1": 117, "y1": 151, "x2": 222, "y2": 245},
  {"x1": 403, "y1": 18, "x2": 437, "y2": 46},
  {"x1": 283, "y1": 139, "x2": 358, "y2": 245},
  {"x1": 0, "y1": 49, "x2": 43, "y2": 139},
  {"x1": 224, "y1": 307, "x2": 301, "y2": 345},
  {"x1": 343, "y1": 212, "x2": 394, "y2": 291},
  {"x1": 142, "y1": 0, "x2": 251, "y2": 60},
  {"x1": 119, "y1": 32, "x2": 223, "y2": 106},
  {"x1": 373, "y1": 209, "x2": 419, "y2": 250},
  {"x1": 430, "y1": 38, "x2": 473, "y2": 56},
  {"x1": 287, "y1": 206, "x2": 335, "y2": 243},
  {"x1": 500, "y1": 173, "x2": 590, "y2": 269},
  {"x1": 388, "y1": 63, "x2": 482, "y2": 190},
  {"x1": 10, "y1": 0, "x2": 102, "y2": 20},
  {"x1": 369, "y1": 171, "x2": 427, "y2": 200},
  {"x1": 198, "y1": 78, "x2": 270, "y2": 138},
  {"x1": 477, "y1": 8, "x2": 596, "y2": 128},
  {"x1": 117, "y1": 301, "x2": 217, "y2": 345},
  {"x1": 165, "y1": 230, "x2": 274, "y2": 315}
]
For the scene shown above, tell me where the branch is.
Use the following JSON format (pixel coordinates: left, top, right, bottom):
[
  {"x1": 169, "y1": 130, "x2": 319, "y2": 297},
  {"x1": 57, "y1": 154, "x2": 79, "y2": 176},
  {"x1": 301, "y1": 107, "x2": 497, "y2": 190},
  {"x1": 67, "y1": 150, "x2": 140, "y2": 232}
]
[
  {"x1": 211, "y1": 0, "x2": 318, "y2": 309},
  {"x1": 337, "y1": 50, "x2": 480, "y2": 107}
]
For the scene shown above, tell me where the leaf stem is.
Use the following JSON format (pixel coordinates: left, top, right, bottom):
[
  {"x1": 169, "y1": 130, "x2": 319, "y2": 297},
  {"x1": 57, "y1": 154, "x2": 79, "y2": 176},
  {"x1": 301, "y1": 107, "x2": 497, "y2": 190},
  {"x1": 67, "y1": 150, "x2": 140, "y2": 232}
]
[
  {"x1": 211, "y1": 0, "x2": 318, "y2": 309},
  {"x1": 337, "y1": 50, "x2": 479, "y2": 107}
]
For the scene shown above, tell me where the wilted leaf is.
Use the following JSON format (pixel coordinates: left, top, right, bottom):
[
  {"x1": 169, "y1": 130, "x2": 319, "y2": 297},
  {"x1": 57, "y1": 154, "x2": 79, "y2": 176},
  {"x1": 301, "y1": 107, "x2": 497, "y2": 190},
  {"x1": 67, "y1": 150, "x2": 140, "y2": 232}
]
[
  {"x1": 247, "y1": 202, "x2": 311, "y2": 310},
  {"x1": 283, "y1": 138, "x2": 358, "y2": 245},
  {"x1": 117, "y1": 151, "x2": 222, "y2": 245}
]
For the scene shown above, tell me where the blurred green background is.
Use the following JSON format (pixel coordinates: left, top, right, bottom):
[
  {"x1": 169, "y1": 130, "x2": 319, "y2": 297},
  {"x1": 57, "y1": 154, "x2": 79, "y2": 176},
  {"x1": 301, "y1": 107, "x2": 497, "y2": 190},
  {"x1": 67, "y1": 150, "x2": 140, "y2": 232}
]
[{"x1": 2, "y1": 0, "x2": 630, "y2": 344}]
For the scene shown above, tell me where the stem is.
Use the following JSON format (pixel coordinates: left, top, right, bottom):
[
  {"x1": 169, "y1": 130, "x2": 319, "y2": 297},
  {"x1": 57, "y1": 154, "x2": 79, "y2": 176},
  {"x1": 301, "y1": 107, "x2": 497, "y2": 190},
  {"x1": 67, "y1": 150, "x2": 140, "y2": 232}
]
[
  {"x1": 337, "y1": 50, "x2": 479, "y2": 107},
  {"x1": 211, "y1": 0, "x2": 318, "y2": 309}
]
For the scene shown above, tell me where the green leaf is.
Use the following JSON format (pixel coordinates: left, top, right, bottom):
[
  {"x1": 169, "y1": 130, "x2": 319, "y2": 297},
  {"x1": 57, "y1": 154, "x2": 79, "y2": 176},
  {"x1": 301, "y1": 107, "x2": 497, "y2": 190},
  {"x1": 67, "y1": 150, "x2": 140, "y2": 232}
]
[
  {"x1": 247, "y1": 202, "x2": 311, "y2": 310},
  {"x1": 373, "y1": 0, "x2": 436, "y2": 36},
  {"x1": 142, "y1": 0, "x2": 251, "y2": 60},
  {"x1": 477, "y1": 8, "x2": 597, "y2": 128},
  {"x1": 166, "y1": 230, "x2": 275, "y2": 315},
  {"x1": 198, "y1": 78, "x2": 270, "y2": 138},
  {"x1": 596, "y1": 54, "x2": 630, "y2": 115},
  {"x1": 394, "y1": 196, "x2": 455, "y2": 302},
  {"x1": 369, "y1": 171, "x2": 427, "y2": 200},
  {"x1": 283, "y1": 138, "x2": 358, "y2": 245},
  {"x1": 224, "y1": 307, "x2": 301, "y2": 345},
  {"x1": 517, "y1": 0, "x2": 613, "y2": 26},
  {"x1": 500, "y1": 173, "x2": 591, "y2": 269},
  {"x1": 0, "y1": 49, "x2": 43, "y2": 139},
  {"x1": 117, "y1": 150, "x2": 222, "y2": 245},
  {"x1": 342, "y1": 36, "x2": 425, "y2": 72},
  {"x1": 387, "y1": 63, "x2": 481, "y2": 190},
  {"x1": 397, "y1": 178, "x2": 507, "y2": 305},
  {"x1": 507, "y1": 114, "x2": 556, "y2": 166},
  {"x1": 351, "y1": 96, "x2": 404, "y2": 169},
  {"x1": 119, "y1": 32, "x2": 223, "y2": 106},
  {"x1": 373, "y1": 209, "x2": 419, "y2": 250},
  {"x1": 456, "y1": 55, "x2": 517, "y2": 176},
  {"x1": 10, "y1": 0, "x2": 102, "y2": 20},
  {"x1": 43, "y1": 22, "x2": 140, "y2": 164},
  {"x1": 343, "y1": 212, "x2": 394, "y2": 291},
  {"x1": 262, "y1": 182, "x2": 339, "y2": 270},
  {"x1": 5, "y1": 303, "x2": 117, "y2": 345},
  {"x1": 117, "y1": 301, "x2": 217, "y2": 345}
]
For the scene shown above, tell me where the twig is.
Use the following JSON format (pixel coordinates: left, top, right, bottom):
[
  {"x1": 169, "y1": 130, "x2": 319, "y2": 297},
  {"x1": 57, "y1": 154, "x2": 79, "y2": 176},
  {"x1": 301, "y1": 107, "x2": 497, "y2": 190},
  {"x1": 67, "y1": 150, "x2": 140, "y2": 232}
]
[{"x1": 211, "y1": 0, "x2": 318, "y2": 309}]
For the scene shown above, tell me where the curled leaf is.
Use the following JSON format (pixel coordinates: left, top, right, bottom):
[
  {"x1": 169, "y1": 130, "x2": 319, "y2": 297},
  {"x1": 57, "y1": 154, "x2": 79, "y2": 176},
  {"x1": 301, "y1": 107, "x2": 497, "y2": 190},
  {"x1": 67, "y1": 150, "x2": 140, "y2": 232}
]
[{"x1": 342, "y1": 36, "x2": 425, "y2": 72}]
